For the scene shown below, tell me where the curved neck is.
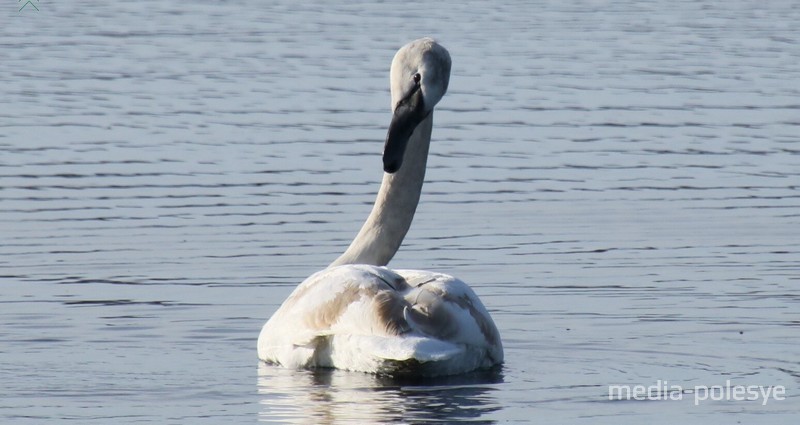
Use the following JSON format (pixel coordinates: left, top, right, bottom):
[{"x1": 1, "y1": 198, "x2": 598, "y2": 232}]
[{"x1": 330, "y1": 112, "x2": 434, "y2": 267}]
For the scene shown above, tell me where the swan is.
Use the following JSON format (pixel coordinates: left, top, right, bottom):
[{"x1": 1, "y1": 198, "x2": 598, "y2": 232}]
[{"x1": 257, "y1": 38, "x2": 503, "y2": 376}]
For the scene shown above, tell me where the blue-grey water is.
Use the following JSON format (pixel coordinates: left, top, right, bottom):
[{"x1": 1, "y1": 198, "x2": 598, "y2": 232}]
[{"x1": 2, "y1": 1, "x2": 799, "y2": 423}]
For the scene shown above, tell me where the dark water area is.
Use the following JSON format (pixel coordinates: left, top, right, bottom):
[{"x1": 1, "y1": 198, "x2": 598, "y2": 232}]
[{"x1": 2, "y1": 1, "x2": 799, "y2": 423}]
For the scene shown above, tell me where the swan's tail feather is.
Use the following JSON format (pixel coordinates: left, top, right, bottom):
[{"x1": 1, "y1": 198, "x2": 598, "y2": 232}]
[
  {"x1": 327, "y1": 334, "x2": 463, "y2": 374},
  {"x1": 356, "y1": 335, "x2": 461, "y2": 362}
]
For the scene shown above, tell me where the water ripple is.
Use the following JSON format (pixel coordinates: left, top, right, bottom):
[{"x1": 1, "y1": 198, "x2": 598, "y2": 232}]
[{"x1": 2, "y1": 0, "x2": 799, "y2": 423}]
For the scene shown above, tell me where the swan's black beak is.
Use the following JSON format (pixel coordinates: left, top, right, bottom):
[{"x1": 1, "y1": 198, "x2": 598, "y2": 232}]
[{"x1": 383, "y1": 86, "x2": 426, "y2": 174}]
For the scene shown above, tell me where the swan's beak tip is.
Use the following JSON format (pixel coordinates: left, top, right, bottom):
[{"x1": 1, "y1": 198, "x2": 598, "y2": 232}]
[{"x1": 383, "y1": 159, "x2": 401, "y2": 174}]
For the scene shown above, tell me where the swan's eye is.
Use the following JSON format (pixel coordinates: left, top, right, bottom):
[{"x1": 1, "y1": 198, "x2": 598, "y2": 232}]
[{"x1": 413, "y1": 73, "x2": 421, "y2": 84}]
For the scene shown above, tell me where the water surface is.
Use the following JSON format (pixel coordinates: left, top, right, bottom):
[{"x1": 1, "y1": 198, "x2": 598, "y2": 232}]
[{"x1": 2, "y1": 1, "x2": 799, "y2": 423}]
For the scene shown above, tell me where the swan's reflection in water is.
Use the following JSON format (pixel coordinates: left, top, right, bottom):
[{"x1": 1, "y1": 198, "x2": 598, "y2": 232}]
[{"x1": 257, "y1": 363, "x2": 503, "y2": 424}]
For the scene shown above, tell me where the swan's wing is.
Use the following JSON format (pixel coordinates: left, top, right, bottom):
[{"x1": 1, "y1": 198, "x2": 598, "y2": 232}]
[
  {"x1": 395, "y1": 269, "x2": 503, "y2": 363},
  {"x1": 257, "y1": 265, "x2": 414, "y2": 367}
]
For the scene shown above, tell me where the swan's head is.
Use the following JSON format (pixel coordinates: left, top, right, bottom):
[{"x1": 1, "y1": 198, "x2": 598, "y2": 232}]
[{"x1": 383, "y1": 38, "x2": 451, "y2": 174}]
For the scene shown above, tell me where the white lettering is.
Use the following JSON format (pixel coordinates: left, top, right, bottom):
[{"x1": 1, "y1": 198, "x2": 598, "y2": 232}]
[
  {"x1": 694, "y1": 386, "x2": 708, "y2": 405},
  {"x1": 746, "y1": 385, "x2": 759, "y2": 401},
  {"x1": 608, "y1": 385, "x2": 631, "y2": 400},
  {"x1": 632, "y1": 385, "x2": 646, "y2": 400},
  {"x1": 773, "y1": 386, "x2": 786, "y2": 401},
  {"x1": 669, "y1": 385, "x2": 683, "y2": 401},
  {"x1": 710, "y1": 385, "x2": 724, "y2": 401},
  {"x1": 759, "y1": 386, "x2": 772, "y2": 405},
  {"x1": 731, "y1": 384, "x2": 745, "y2": 399},
  {"x1": 610, "y1": 382, "x2": 786, "y2": 406}
]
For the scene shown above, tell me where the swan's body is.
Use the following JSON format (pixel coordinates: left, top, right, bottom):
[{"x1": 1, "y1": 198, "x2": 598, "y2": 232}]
[{"x1": 258, "y1": 38, "x2": 503, "y2": 376}]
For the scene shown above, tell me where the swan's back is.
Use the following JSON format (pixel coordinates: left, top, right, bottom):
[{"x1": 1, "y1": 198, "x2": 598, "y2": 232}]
[{"x1": 257, "y1": 265, "x2": 503, "y2": 376}]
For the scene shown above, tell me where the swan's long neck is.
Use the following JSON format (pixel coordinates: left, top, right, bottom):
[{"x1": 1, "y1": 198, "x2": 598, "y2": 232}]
[{"x1": 330, "y1": 112, "x2": 434, "y2": 267}]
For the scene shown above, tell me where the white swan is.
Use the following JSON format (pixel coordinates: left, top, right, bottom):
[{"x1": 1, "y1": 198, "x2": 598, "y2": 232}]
[{"x1": 257, "y1": 38, "x2": 503, "y2": 376}]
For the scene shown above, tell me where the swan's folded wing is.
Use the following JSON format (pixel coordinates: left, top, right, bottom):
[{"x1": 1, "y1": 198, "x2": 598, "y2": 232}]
[{"x1": 258, "y1": 265, "x2": 412, "y2": 366}]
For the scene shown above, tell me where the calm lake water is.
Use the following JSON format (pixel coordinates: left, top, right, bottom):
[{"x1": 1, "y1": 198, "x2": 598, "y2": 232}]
[{"x1": 2, "y1": 1, "x2": 799, "y2": 423}]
